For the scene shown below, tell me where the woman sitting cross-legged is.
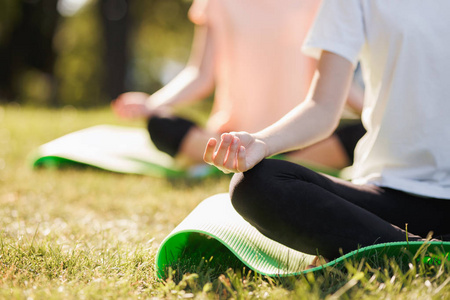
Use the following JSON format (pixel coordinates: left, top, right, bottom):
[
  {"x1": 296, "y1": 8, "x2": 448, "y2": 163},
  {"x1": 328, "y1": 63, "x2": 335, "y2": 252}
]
[{"x1": 204, "y1": 0, "x2": 450, "y2": 264}]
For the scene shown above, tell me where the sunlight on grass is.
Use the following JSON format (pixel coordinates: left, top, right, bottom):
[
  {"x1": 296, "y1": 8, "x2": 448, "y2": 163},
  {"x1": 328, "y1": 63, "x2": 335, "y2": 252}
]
[{"x1": 0, "y1": 105, "x2": 449, "y2": 299}]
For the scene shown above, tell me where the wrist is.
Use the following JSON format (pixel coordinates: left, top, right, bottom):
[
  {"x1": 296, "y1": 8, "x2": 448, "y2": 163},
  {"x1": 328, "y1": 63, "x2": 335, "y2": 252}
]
[{"x1": 252, "y1": 132, "x2": 272, "y2": 158}]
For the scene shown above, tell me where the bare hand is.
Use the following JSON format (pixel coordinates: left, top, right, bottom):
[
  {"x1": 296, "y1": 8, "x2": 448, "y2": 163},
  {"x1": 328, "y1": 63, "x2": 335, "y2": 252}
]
[
  {"x1": 203, "y1": 132, "x2": 267, "y2": 173},
  {"x1": 111, "y1": 92, "x2": 152, "y2": 119}
]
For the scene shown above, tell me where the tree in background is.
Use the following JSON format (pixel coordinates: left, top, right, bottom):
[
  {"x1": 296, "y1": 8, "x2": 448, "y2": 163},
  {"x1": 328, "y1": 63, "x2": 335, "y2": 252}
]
[
  {"x1": 53, "y1": 0, "x2": 105, "y2": 106},
  {"x1": 0, "y1": 0, "x2": 193, "y2": 107},
  {"x1": 128, "y1": 0, "x2": 193, "y2": 93},
  {"x1": 100, "y1": 0, "x2": 130, "y2": 101},
  {"x1": 0, "y1": 0, "x2": 60, "y2": 105}
]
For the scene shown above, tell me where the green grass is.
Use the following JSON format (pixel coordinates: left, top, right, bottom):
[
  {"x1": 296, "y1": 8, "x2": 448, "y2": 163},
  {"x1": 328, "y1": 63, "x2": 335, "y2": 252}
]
[{"x1": 1, "y1": 104, "x2": 449, "y2": 299}]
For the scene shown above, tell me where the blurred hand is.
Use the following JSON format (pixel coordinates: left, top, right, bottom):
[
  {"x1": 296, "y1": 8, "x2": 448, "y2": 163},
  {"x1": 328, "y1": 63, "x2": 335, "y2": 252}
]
[
  {"x1": 111, "y1": 92, "x2": 152, "y2": 119},
  {"x1": 203, "y1": 132, "x2": 267, "y2": 173}
]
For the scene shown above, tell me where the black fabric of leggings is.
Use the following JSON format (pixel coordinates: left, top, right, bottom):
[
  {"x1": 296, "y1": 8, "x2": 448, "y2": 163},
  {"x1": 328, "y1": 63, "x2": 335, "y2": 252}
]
[
  {"x1": 229, "y1": 159, "x2": 450, "y2": 259},
  {"x1": 147, "y1": 115, "x2": 195, "y2": 157},
  {"x1": 334, "y1": 121, "x2": 366, "y2": 162}
]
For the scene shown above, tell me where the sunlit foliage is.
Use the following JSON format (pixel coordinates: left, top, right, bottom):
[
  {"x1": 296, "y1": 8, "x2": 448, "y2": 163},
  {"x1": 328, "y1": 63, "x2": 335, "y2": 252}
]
[
  {"x1": 0, "y1": 0, "x2": 194, "y2": 106},
  {"x1": 53, "y1": 1, "x2": 104, "y2": 106}
]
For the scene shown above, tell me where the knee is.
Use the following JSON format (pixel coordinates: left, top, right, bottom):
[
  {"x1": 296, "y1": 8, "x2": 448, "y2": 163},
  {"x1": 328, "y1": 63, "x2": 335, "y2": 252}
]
[
  {"x1": 229, "y1": 159, "x2": 315, "y2": 218},
  {"x1": 229, "y1": 160, "x2": 277, "y2": 217},
  {"x1": 229, "y1": 172, "x2": 264, "y2": 227},
  {"x1": 229, "y1": 158, "x2": 295, "y2": 196},
  {"x1": 229, "y1": 172, "x2": 248, "y2": 213},
  {"x1": 147, "y1": 115, "x2": 195, "y2": 157}
]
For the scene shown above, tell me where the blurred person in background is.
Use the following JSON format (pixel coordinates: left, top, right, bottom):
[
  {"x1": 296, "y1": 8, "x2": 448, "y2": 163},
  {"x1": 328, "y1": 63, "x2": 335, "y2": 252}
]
[{"x1": 113, "y1": 0, "x2": 365, "y2": 170}]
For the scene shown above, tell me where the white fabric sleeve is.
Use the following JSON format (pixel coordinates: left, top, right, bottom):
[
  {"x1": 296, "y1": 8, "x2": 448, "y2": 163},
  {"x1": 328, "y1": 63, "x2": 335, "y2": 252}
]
[{"x1": 302, "y1": 0, "x2": 365, "y2": 66}]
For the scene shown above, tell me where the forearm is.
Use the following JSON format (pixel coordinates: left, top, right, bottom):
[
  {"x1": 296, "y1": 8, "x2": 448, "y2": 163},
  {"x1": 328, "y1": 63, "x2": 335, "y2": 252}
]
[
  {"x1": 148, "y1": 66, "x2": 214, "y2": 110},
  {"x1": 255, "y1": 51, "x2": 354, "y2": 157},
  {"x1": 255, "y1": 99, "x2": 342, "y2": 157}
]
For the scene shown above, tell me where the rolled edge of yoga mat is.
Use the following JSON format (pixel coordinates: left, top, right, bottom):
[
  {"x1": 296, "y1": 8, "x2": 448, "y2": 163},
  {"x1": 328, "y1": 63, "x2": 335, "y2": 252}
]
[
  {"x1": 30, "y1": 124, "x2": 224, "y2": 178},
  {"x1": 30, "y1": 125, "x2": 182, "y2": 176},
  {"x1": 155, "y1": 193, "x2": 315, "y2": 278},
  {"x1": 155, "y1": 193, "x2": 450, "y2": 279}
]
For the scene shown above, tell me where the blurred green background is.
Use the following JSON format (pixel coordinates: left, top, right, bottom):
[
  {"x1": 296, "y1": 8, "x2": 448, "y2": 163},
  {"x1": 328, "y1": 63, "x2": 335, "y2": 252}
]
[{"x1": 0, "y1": 0, "x2": 194, "y2": 107}]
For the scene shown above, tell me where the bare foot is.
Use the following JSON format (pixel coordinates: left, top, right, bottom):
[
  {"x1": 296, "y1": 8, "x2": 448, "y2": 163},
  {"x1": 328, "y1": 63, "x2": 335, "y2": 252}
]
[{"x1": 306, "y1": 256, "x2": 330, "y2": 269}]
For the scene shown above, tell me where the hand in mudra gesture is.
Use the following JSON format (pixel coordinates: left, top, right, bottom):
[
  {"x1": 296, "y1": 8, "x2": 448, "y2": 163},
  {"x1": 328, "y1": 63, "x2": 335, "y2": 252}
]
[{"x1": 203, "y1": 132, "x2": 267, "y2": 173}]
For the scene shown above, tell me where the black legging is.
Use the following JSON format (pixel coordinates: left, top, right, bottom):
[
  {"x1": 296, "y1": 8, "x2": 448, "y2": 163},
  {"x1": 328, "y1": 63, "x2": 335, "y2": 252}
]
[{"x1": 229, "y1": 159, "x2": 450, "y2": 259}]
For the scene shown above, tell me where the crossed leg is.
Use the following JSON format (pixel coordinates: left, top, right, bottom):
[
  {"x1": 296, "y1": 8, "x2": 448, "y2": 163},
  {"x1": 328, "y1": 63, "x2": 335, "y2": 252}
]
[{"x1": 229, "y1": 159, "x2": 450, "y2": 259}]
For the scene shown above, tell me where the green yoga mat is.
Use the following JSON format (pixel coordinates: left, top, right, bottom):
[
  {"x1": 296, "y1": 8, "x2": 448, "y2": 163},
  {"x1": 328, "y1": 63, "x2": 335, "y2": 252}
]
[
  {"x1": 156, "y1": 193, "x2": 450, "y2": 278},
  {"x1": 31, "y1": 125, "x2": 220, "y2": 178},
  {"x1": 30, "y1": 124, "x2": 343, "y2": 178}
]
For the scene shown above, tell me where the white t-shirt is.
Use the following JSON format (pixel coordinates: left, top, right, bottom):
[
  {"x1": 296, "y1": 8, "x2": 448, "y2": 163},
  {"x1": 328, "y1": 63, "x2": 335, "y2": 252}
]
[{"x1": 303, "y1": 0, "x2": 450, "y2": 199}]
